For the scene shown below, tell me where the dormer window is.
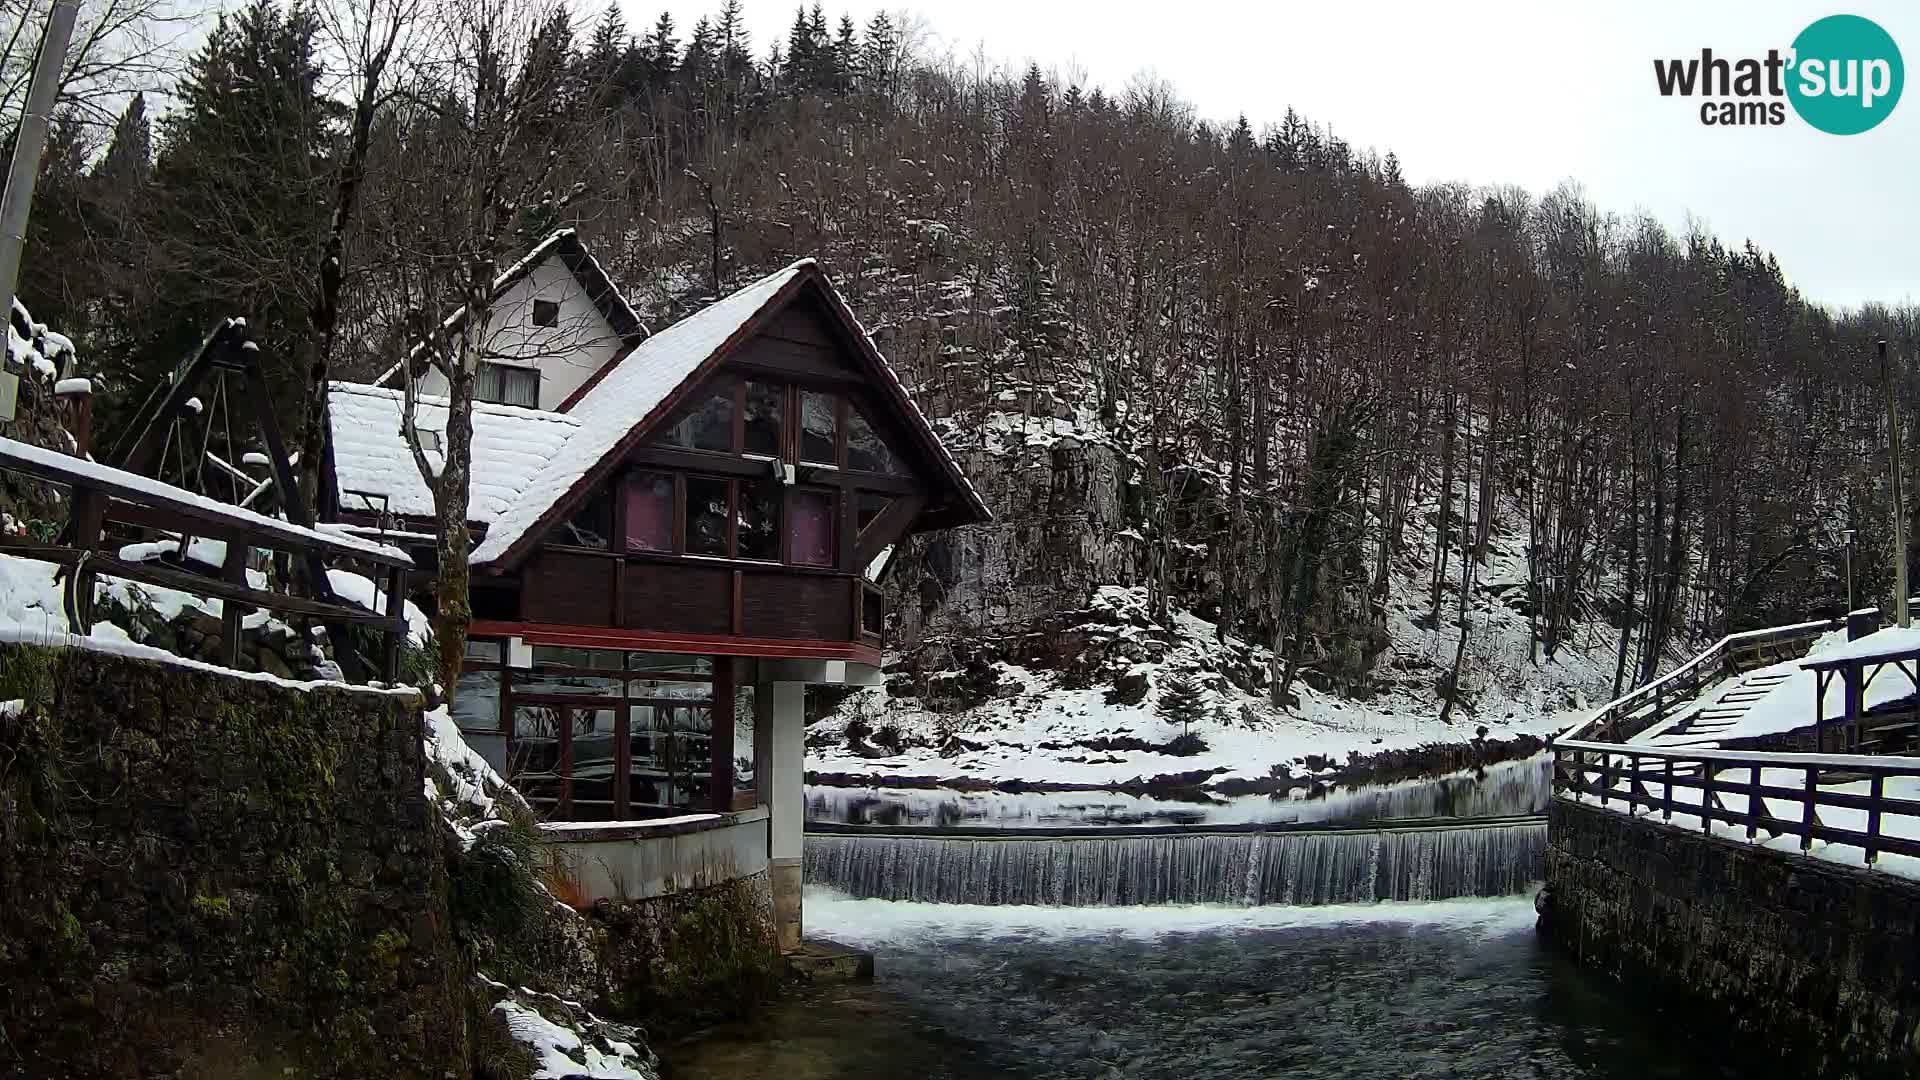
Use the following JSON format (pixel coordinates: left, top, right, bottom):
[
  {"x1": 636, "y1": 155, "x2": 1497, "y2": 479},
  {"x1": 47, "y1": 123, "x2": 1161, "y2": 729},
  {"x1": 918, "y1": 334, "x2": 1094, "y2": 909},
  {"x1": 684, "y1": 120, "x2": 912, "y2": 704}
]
[{"x1": 532, "y1": 299, "x2": 560, "y2": 327}]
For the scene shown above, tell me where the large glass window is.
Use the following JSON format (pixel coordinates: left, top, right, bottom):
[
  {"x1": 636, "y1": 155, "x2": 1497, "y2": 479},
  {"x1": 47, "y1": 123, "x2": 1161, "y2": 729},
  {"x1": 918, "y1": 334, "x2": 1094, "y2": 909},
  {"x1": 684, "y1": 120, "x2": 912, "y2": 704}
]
[
  {"x1": 790, "y1": 489, "x2": 836, "y2": 567},
  {"x1": 686, "y1": 476, "x2": 731, "y2": 556},
  {"x1": 847, "y1": 407, "x2": 907, "y2": 475},
  {"x1": 800, "y1": 390, "x2": 838, "y2": 464},
  {"x1": 733, "y1": 683, "x2": 756, "y2": 801},
  {"x1": 625, "y1": 472, "x2": 673, "y2": 553},
  {"x1": 556, "y1": 488, "x2": 612, "y2": 548},
  {"x1": 736, "y1": 477, "x2": 782, "y2": 560},
  {"x1": 664, "y1": 383, "x2": 735, "y2": 452},
  {"x1": 744, "y1": 381, "x2": 783, "y2": 457},
  {"x1": 447, "y1": 646, "x2": 733, "y2": 821},
  {"x1": 569, "y1": 707, "x2": 619, "y2": 820}
]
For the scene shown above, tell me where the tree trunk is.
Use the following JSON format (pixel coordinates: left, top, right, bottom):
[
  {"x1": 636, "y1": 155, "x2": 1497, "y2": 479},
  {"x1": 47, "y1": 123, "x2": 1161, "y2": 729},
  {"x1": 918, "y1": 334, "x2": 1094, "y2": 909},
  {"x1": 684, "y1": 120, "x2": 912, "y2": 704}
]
[{"x1": 431, "y1": 256, "x2": 489, "y2": 693}]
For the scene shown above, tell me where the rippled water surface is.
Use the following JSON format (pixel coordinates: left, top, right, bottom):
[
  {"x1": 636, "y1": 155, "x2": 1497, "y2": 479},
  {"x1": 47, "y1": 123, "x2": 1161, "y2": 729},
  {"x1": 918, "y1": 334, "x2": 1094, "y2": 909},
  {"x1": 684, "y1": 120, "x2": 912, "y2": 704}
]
[{"x1": 662, "y1": 891, "x2": 1752, "y2": 1080}]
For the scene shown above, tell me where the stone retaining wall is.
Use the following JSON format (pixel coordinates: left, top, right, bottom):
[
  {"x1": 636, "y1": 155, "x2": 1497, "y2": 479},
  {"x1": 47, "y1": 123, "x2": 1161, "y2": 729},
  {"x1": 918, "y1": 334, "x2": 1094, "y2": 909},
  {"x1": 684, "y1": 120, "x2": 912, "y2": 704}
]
[
  {"x1": 0, "y1": 640, "x2": 465, "y2": 1079},
  {"x1": 1545, "y1": 797, "x2": 1920, "y2": 1077}
]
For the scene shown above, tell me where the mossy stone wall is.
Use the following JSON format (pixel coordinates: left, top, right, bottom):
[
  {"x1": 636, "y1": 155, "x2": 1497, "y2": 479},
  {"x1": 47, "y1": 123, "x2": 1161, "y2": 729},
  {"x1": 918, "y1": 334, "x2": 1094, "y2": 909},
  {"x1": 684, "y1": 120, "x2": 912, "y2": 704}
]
[
  {"x1": 0, "y1": 641, "x2": 466, "y2": 1079},
  {"x1": 592, "y1": 871, "x2": 781, "y2": 1027},
  {"x1": 1546, "y1": 798, "x2": 1920, "y2": 1078}
]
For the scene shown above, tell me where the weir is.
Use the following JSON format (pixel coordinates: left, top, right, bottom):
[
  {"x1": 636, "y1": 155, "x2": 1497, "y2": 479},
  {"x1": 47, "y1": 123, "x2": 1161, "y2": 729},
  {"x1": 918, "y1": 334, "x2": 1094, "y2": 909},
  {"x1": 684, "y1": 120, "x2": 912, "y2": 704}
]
[{"x1": 804, "y1": 816, "x2": 1545, "y2": 906}]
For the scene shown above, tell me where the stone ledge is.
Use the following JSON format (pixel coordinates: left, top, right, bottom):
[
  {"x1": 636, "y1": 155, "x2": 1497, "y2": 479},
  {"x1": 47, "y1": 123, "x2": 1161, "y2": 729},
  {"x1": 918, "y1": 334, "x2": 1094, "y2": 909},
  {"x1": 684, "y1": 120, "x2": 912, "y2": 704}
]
[
  {"x1": 783, "y1": 940, "x2": 875, "y2": 984},
  {"x1": 536, "y1": 805, "x2": 770, "y2": 844}
]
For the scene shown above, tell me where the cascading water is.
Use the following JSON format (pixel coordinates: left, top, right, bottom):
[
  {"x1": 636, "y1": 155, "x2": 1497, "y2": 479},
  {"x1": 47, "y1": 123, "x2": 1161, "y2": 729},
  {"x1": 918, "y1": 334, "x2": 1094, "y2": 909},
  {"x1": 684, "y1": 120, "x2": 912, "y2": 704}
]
[{"x1": 804, "y1": 820, "x2": 1545, "y2": 906}]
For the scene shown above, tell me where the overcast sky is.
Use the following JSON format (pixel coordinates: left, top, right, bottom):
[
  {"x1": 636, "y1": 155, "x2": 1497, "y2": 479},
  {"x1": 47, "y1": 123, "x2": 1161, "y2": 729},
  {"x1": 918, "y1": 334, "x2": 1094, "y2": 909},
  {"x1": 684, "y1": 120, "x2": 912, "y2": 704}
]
[{"x1": 637, "y1": 0, "x2": 1918, "y2": 310}]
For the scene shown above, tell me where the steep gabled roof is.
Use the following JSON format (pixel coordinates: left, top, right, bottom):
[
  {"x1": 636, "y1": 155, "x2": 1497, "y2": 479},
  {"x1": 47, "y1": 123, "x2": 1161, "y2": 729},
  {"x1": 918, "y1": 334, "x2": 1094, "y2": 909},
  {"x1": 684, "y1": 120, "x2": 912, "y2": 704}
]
[
  {"x1": 374, "y1": 228, "x2": 644, "y2": 387},
  {"x1": 470, "y1": 259, "x2": 991, "y2": 569}
]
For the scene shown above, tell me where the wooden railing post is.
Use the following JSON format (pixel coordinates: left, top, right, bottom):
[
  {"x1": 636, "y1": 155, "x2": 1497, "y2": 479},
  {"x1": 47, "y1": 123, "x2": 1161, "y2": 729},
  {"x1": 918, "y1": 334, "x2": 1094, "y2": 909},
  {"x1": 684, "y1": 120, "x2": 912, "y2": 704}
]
[
  {"x1": 1663, "y1": 757, "x2": 1674, "y2": 821},
  {"x1": 1801, "y1": 767, "x2": 1819, "y2": 851},
  {"x1": 67, "y1": 483, "x2": 104, "y2": 631},
  {"x1": 1866, "y1": 772, "x2": 1885, "y2": 866},
  {"x1": 220, "y1": 539, "x2": 248, "y2": 668},
  {"x1": 1747, "y1": 765, "x2": 1761, "y2": 839},
  {"x1": 1701, "y1": 761, "x2": 1715, "y2": 834},
  {"x1": 381, "y1": 565, "x2": 408, "y2": 683}
]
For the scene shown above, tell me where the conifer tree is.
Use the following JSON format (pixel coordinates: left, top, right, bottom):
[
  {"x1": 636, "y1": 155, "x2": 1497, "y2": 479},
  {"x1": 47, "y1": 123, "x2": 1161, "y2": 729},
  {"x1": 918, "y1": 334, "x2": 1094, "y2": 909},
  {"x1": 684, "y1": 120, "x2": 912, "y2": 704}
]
[
  {"x1": 120, "y1": 0, "x2": 331, "y2": 424},
  {"x1": 96, "y1": 94, "x2": 152, "y2": 188},
  {"x1": 643, "y1": 11, "x2": 678, "y2": 91},
  {"x1": 1157, "y1": 674, "x2": 1206, "y2": 737}
]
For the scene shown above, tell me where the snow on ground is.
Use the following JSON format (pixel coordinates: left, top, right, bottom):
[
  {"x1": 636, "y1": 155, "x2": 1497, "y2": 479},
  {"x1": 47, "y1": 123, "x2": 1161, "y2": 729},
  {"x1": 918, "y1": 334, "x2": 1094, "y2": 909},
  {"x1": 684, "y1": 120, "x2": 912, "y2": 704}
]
[
  {"x1": 491, "y1": 988, "x2": 658, "y2": 1080},
  {"x1": 814, "y1": 455, "x2": 1633, "y2": 790},
  {"x1": 804, "y1": 885, "x2": 1539, "y2": 946},
  {"x1": 814, "y1": 561, "x2": 1611, "y2": 790},
  {"x1": 1632, "y1": 624, "x2": 1918, "y2": 749}
]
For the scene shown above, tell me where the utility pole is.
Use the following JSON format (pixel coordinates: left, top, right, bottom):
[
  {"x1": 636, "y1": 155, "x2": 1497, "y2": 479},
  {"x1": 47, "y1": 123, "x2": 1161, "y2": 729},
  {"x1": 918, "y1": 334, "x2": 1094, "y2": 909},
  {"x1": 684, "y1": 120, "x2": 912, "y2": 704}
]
[
  {"x1": 0, "y1": 0, "x2": 80, "y2": 338},
  {"x1": 1882, "y1": 339, "x2": 1908, "y2": 628}
]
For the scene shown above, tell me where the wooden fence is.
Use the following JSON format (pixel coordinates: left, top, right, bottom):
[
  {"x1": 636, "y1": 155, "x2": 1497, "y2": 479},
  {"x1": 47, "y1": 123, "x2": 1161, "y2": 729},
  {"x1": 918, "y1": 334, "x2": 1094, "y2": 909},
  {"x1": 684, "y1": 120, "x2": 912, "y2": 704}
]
[
  {"x1": 1554, "y1": 737, "x2": 1920, "y2": 865},
  {"x1": 0, "y1": 434, "x2": 414, "y2": 681}
]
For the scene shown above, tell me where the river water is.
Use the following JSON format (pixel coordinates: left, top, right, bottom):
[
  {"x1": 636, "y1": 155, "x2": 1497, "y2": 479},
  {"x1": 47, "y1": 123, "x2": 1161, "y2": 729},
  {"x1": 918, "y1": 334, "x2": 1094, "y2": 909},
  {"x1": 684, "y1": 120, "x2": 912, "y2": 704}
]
[
  {"x1": 662, "y1": 890, "x2": 1747, "y2": 1080},
  {"x1": 804, "y1": 756, "x2": 1552, "y2": 830}
]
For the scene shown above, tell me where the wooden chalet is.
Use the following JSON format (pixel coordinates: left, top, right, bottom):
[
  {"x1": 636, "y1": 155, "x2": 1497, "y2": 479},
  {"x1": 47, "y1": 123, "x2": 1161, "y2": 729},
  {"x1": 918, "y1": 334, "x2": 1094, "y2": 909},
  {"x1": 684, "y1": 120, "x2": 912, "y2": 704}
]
[{"x1": 321, "y1": 232, "x2": 989, "y2": 948}]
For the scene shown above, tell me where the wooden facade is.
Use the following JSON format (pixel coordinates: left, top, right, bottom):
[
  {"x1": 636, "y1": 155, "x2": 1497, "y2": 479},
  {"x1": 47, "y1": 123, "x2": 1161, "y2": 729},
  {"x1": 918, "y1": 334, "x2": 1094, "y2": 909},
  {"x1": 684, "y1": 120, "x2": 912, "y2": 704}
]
[
  {"x1": 329, "y1": 251, "x2": 989, "y2": 822},
  {"x1": 472, "y1": 291, "x2": 950, "y2": 666}
]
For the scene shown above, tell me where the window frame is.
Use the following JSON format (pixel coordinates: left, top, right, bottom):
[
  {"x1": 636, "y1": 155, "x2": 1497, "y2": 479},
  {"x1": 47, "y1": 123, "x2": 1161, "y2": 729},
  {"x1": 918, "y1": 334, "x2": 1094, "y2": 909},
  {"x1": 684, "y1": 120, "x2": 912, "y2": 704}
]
[
  {"x1": 785, "y1": 485, "x2": 839, "y2": 568},
  {"x1": 476, "y1": 360, "x2": 540, "y2": 408},
  {"x1": 451, "y1": 640, "x2": 742, "y2": 820},
  {"x1": 531, "y1": 298, "x2": 561, "y2": 327}
]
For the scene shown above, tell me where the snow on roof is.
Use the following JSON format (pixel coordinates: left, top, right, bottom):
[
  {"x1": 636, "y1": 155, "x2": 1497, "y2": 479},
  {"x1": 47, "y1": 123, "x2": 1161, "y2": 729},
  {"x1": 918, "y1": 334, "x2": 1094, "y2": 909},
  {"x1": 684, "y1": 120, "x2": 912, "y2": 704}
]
[
  {"x1": 327, "y1": 382, "x2": 580, "y2": 524},
  {"x1": 467, "y1": 259, "x2": 813, "y2": 564},
  {"x1": 1802, "y1": 624, "x2": 1920, "y2": 668}
]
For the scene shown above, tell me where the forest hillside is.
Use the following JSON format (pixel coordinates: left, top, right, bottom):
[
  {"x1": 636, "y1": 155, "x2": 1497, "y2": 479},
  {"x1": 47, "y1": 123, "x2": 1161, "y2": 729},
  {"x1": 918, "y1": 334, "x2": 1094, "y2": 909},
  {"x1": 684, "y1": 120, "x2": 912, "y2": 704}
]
[{"x1": 16, "y1": 0, "x2": 1920, "y2": 773}]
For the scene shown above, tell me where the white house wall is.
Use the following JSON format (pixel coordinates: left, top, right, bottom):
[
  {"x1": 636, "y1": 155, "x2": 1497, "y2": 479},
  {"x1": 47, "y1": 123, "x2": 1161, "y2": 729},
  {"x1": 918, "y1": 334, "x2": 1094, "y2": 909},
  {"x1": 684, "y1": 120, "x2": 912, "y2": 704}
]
[{"x1": 414, "y1": 256, "x2": 626, "y2": 410}]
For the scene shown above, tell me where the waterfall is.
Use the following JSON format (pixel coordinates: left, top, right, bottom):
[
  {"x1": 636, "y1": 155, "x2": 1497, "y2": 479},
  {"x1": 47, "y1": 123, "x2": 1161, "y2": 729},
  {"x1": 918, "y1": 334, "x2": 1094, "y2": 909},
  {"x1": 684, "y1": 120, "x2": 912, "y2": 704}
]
[{"x1": 804, "y1": 821, "x2": 1545, "y2": 906}]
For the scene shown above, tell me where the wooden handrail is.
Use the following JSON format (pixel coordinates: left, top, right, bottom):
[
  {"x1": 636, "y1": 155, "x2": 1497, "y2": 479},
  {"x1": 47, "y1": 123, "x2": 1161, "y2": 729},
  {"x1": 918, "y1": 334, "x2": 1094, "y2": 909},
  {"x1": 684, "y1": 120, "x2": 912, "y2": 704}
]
[
  {"x1": 1560, "y1": 616, "x2": 1855, "y2": 745},
  {"x1": 0, "y1": 434, "x2": 410, "y2": 567},
  {"x1": 1554, "y1": 739, "x2": 1920, "y2": 865},
  {"x1": 0, "y1": 437, "x2": 414, "y2": 683}
]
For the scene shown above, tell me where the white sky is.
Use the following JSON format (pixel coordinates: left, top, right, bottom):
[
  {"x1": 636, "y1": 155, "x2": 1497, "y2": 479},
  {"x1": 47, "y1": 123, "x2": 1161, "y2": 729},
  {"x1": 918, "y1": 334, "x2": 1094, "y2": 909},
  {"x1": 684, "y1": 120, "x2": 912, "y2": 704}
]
[{"x1": 636, "y1": 0, "x2": 1919, "y2": 310}]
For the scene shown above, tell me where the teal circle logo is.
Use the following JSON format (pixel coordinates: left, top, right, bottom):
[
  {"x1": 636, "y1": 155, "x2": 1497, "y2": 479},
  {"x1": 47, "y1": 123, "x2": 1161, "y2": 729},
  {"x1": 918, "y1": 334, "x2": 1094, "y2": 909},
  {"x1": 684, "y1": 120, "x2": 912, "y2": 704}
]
[{"x1": 1788, "y1": 14, "x2": 1903, "y2": 134}]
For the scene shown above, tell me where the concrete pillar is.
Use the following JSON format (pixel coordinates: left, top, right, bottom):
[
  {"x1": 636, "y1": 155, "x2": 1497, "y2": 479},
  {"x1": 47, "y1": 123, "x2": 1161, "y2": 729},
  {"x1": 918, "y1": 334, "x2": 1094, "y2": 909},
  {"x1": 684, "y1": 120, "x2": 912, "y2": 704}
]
[{"x1": 757, "y1": 679, "x2": 805, "y2": 951}]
